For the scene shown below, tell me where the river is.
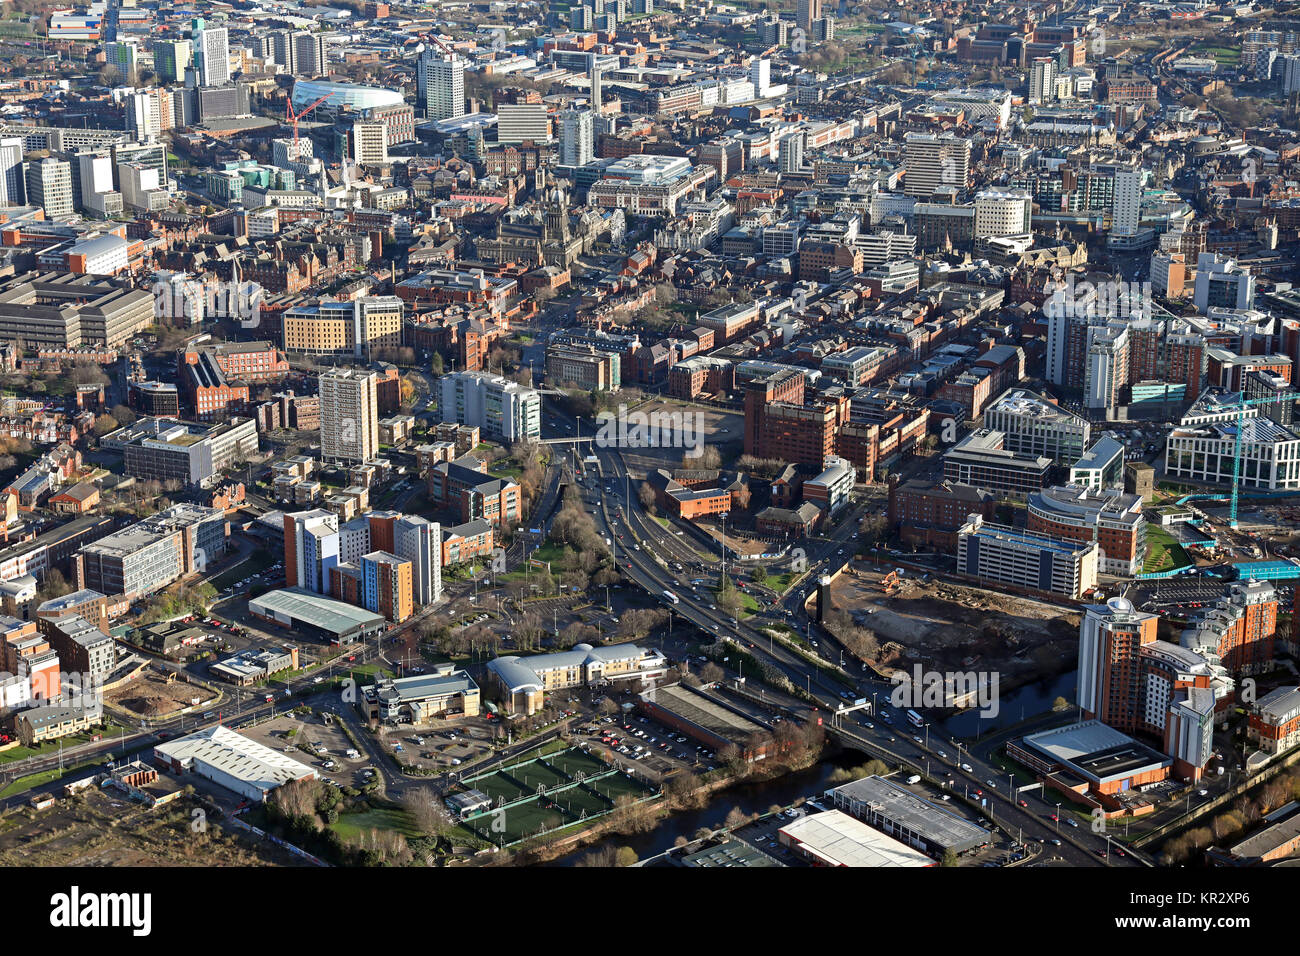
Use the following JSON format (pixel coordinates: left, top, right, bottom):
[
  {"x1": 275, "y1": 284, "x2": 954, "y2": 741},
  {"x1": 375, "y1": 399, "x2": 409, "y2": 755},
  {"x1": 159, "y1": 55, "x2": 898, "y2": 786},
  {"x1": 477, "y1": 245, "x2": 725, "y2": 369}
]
[
  {"x1": 547, "y1": 673, "x2": 1080, "y2": 864},
  {"x1": 547, "y1": 751, "x2": 865, "y2": 865},
  {"x1": 939, "y1": 669, "x2": 1078, "y2": 739}
]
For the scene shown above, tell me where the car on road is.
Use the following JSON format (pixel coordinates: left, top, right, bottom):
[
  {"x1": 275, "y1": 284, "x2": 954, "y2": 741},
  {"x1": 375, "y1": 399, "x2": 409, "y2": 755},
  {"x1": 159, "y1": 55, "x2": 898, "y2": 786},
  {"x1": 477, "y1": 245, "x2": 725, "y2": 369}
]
[
  {"x1": 960, "y1": 763, "x2": 972, "y2": 772},
  {"x1": 1018, "y1": 800, "x2": 1028, "y2": 808},
  {"x1": 1050, "y1": 838, "x2": 1062, "y2": 846},
  {"x1": 936, "y1": 750, "x2": 948, "y2": 759},
  {"x1": 1066, "y1": 818, "x2": 1079, "y2": 828}
]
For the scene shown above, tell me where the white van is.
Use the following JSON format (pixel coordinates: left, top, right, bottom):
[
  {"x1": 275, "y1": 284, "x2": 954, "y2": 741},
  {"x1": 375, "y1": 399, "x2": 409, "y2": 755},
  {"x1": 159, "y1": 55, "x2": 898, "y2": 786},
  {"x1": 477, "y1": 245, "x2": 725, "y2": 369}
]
[{"x1": 905, "y1": 774, "x2": 922, "y2": 785}]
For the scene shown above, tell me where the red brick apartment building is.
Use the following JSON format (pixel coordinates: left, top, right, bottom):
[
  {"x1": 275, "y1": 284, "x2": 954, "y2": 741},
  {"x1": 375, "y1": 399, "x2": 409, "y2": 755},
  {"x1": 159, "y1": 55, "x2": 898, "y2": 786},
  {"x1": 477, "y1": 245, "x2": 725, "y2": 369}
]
[
  {"x1": 180, "y1": 353, "x2": 249, "y2": 422},
  {"x1": 441, "y1": 519, "x2": 494, "y2": 567},
  {"x1": 798, "y1": 241, "x2": 863, "y2": 283},
  {"x1": 1207, "y1": 351, "x2": 1291, "y2": 391},
  {"x1": 645, "y1": 469, "x2": 744, "y2": 520},
  {"x1": 1183, "y1": 580, "x2": 1278, "y2": 675},
  {"x1": 1026, "y1": 486, "x2": 1146, "y2": 577},
  {"x1": 742, "y1": 368, "x2": 805, "y2": 455},
  {"x1": 887, "y1": 477, "x2": 995, "y2": 552},
  {"x1": 752, "y1": 400, "x2": 841, "y2": 465},
  {"x1": 1249, "y1": 687, "x2": 1300, "y2": 756},
  {"x1": 426, "y1": 456, "x2": 521, "y2": 527},
  {"x1": 183, "y1": 341, "x2": 290, "y2": 383}
]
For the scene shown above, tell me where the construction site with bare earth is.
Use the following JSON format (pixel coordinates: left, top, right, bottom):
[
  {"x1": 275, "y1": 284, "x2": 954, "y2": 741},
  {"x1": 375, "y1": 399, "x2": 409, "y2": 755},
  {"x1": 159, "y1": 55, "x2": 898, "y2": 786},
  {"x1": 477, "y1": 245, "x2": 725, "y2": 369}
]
[
  {"x1": 826, "y1": 565, "x2": 1081, "y2": 693},
  {"x1": 106, "y1": 670, "x2": 222, "y2": 721}
]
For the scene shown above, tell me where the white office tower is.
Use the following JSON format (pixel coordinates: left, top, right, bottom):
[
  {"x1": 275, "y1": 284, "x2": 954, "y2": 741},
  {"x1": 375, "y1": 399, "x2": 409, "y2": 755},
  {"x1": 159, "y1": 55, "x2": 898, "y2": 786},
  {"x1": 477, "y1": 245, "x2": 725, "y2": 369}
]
[
  {"x1": 320, "y1": 368, "x2": 379, "y2": 464},
  {"x1": 1084, "y1": 323, "x2": 1129, "y2": 414},
  {"x1": 104, "y1": 40, "x2": 139, "y2": 83},
  {"x1": 417, "y1": 49, "x2": 464, "y2": 121},
  {"x1": 285, "y1": 509, "x2": 340, "y2": 595},
  {"x1": 560, "y1": 108, "x2": 594, "y2": 166},
  {"x1": 25, "y1": 158, "x2": 73, "y2": 219},
  {"x1": 496, "y1": 103, "x2": 550, "y2": 145},
  {"x1": 750, "y1": 58, "x2": 771, "y2": 97},
  {"x1": 295, "y1": 31, "x2": 329, "y2": 76},
  {"x1": 1193, "y1": 253, "x2": 1256, "y2": 313},
  {"x1": 194, "y1": 25, "x2": 231, "y2": 88},
  {"x1": 127, "y1": 89, "x2": 167, "y2": 140},
  {"x1": 273, "y1": 30, "x2": 329, "y2": 77},
  {"x1": 0, "y1": 138, "x2": 23, "y2": 206},
  {"x1": 779, "y1": 131, "x2": 807, "y2": 174},
  {"x1": 351, "y1": 121, "x2": 388, "y2": 165},
  {"x1": 903, "y1": 132, "x2": 970, "y2": 197},
  {"x1": 393, "y1": 516, "x2": 442, "y2": 605},
  {"x1": 118, "y1": 162, "x2": 167, "y2": 213},
  {"x1": 1107, "y1": 167, "x2": 1142, "y2": 238},
  {"x1": 78, "y1": 153, "x2": 121, "y2": 218},
  {"x1": 571, "y1": 5, "x2": 593, "y2": 29},
  {"x1": 272, "y1": 136, "x2": 313, "y2": 168},
  {"x1": 797, "y1": 0, "x2": 821, "y2": 33},
  {"x1": 1282, "y1": 54, "x2": 1300, "y2": 94},
  {"x1": 973, "y1": 189, "x2": 1033, "y2": 239},
  {"x1": 439, "y1": 371, "x2": 541, "y2": 441},
  {"x1": 1029, "y1": 57, "x2": 1057, "y2": 105},
  {"x1": 153, "y1": 38, "x2": 192, "y2": 83}
]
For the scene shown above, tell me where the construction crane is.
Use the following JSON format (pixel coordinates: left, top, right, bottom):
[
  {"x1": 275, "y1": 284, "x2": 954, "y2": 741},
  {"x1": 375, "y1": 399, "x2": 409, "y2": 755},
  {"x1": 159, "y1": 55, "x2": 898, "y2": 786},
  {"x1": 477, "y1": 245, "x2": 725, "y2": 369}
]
[
  {"x1": 1226, "y1": 391, "x2": 1296, "y2": 528},
  {"x1": 286, "y1": 92, "x2": 331, "y2": 148},
  {"x1": 1176, "y1": 391, "x2": 1297, "y2": 528},
  {"x1": 417, "y1": 33, "x2": 459, "y2": 57}
]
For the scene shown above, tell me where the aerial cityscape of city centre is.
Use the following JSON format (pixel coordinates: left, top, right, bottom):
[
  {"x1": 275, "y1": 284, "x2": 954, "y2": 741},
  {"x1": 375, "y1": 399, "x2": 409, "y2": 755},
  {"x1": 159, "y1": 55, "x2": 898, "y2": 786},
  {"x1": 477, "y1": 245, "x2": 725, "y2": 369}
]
[{"x1": 0, "y1": 0, "x2": 1291, "y2": 910}]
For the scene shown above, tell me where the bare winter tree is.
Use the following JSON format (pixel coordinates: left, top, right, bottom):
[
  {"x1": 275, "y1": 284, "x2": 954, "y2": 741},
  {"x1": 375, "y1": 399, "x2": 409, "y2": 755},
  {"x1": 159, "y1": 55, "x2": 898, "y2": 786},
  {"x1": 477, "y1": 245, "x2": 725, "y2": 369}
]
[{"x1": 403, "y1": 787, "x2": 453, "y2": 837}]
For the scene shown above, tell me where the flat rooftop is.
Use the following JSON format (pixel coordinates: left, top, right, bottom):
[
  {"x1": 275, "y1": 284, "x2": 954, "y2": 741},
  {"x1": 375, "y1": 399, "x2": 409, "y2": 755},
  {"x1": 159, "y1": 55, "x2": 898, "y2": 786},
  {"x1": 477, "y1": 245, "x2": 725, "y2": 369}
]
[
  {"x1": 1020, "y1": 720, "x2": 1171, "y2": 784},
  {"x1": 780, "y1": 810, "x2": 933, "y2": 867},
  {"x1": 681, "y1": 838, "x2": 781, "y2": 867},
  {"x1": 832, "y1": 775, "x2": 989, "y2": 852},
  {"x1": 644, "y1": 683, "x2": 766, "y2": 742},
  {"x1": 154, "y1": 724, "x2": 317, "y2": 795},
  {"x1": 249, "y1": 587, "x2": 385, "y2": 636}
]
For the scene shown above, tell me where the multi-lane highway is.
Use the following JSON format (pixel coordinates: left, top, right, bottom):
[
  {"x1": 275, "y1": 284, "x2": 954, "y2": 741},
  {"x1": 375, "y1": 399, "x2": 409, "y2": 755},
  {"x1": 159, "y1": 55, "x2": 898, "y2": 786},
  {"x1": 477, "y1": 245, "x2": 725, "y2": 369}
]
[{"x1": 533, "y1": 400, "x2": 1141, "y2": 866}]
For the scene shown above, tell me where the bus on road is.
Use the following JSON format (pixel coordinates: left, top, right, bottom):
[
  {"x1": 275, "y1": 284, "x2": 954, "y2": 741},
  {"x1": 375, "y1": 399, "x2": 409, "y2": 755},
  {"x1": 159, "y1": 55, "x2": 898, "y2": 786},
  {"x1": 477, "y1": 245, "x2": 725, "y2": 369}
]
[
  {"x1": 907, "y1": 709, "x2": 924, "y2": 728},
  {"x1": 662, "y1": 590, "x2": 679, "y2": 605}
]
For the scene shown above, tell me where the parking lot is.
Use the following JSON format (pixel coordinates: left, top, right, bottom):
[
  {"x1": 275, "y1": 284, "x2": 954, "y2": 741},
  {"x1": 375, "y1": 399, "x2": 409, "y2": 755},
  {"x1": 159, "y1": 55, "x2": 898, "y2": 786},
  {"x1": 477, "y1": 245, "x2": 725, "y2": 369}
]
[
  {"x1": 239, "y1": 712, "x2": 376, "y2": 788},
  {"x1": 575, "y1": 709, "x2": 720, "y2": 780},
  {"x1": 384, "y1": 720, "x2": 496, "y2": 772}
]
